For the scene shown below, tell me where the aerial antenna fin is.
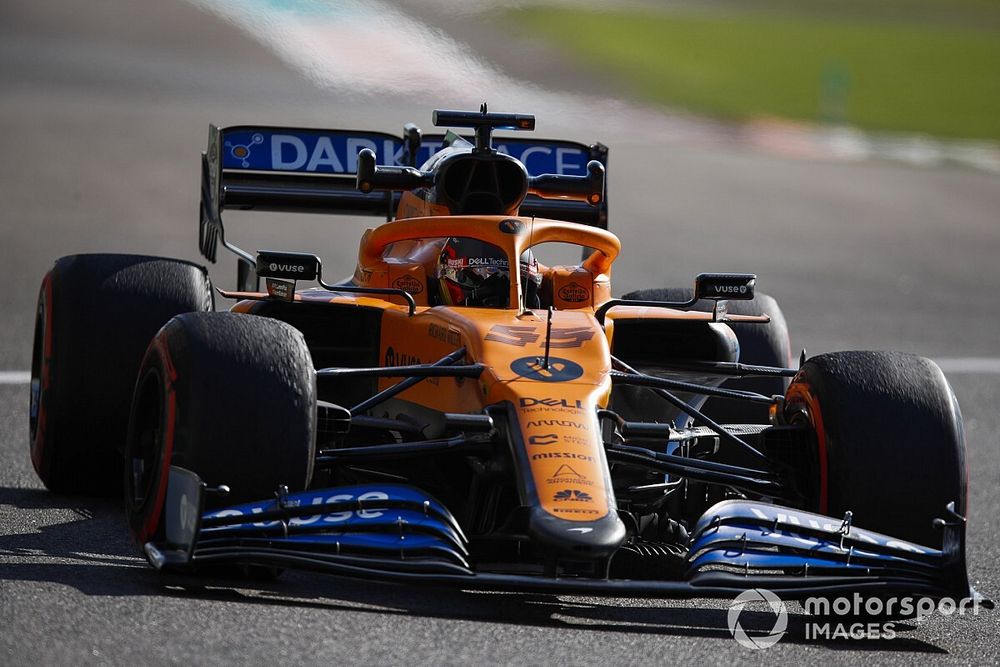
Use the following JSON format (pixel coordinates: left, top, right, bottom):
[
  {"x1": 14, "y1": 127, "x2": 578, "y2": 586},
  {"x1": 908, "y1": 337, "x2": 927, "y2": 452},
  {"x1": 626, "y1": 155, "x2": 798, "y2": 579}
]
[{"x1": 541, "y1": 306, "x2": 554, "y2": 370}]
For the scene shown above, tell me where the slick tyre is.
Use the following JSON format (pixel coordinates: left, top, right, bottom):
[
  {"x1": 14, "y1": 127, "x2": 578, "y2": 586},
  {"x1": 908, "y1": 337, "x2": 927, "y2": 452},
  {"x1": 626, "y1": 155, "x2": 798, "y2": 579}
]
[
  {"x1": 785, "y1": 351, "x2": 966, "y2": 548},
  {"x1": 29, "y1": 254, "x2": 213, "y2": 495},
  {"x1": 623, "y1": 287, "x2": 791, "y2": 424},
  {"x1": 125, "y1": 312, "x2": 316, "y2": 549}
]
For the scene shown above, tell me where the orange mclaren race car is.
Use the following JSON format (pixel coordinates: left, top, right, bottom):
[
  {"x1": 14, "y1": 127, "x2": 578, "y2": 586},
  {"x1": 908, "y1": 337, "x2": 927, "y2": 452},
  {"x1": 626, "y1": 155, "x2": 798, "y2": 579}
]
[{"x1": 28, "y1": 107, "x2": 988, "y2": 603}]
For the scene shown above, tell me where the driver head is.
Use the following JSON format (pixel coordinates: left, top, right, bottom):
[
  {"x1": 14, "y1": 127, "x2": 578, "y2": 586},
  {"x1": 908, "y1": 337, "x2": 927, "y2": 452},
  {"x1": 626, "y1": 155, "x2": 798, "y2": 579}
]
[{"x1": 435, "y1": 237, "x2": 540, "y2": 308}]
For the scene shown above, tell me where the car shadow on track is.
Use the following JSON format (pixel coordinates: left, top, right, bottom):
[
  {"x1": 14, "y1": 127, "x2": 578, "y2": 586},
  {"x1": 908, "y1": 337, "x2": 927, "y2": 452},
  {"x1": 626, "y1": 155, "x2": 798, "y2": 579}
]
[
  {"x1": 0, "y1": 486, "x2": 152, "y2": 595},
  {"x1": 0, "y1": 485, "x2": 947, "y2": 654},
  {"x1": 164, "y1": 573, "x2": 945, "y2": 654}
]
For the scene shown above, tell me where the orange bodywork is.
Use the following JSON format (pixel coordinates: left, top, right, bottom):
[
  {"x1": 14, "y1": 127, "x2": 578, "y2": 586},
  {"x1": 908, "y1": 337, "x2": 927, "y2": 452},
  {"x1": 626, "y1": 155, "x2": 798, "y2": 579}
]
[
  {"x1": 376, "y1": 304, "x2": 613, "y2": 520},
  {"x1": 225, "y1": 215, "x2": 765, "y2": 526}
]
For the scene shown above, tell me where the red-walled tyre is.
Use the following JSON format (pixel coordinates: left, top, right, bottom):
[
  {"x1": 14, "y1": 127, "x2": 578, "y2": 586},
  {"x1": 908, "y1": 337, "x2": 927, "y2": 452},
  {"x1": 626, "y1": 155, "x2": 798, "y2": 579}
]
[
  {"x1": 124, "y1": 311, "x2": 316, "y2": 549},
  {"x1": 29, "y1": 254, "x2": 213, "y2": 496},
  {"x1": 785, "y1": 351, "x2": 966, "y2": 548}
]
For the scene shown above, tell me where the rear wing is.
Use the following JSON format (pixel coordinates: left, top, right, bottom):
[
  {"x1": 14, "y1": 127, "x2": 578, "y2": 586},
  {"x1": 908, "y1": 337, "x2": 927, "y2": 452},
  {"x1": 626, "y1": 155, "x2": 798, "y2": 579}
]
[{"x1": 199, "y1": 125, "x2": 608, "y2": 264}]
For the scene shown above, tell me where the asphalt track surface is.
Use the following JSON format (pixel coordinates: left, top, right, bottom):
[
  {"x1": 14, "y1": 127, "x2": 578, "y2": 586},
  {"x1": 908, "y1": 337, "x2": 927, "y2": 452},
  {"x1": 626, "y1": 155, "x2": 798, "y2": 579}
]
[{"x1": 2, "y1": 1, "x2": 999, "y2": 664}]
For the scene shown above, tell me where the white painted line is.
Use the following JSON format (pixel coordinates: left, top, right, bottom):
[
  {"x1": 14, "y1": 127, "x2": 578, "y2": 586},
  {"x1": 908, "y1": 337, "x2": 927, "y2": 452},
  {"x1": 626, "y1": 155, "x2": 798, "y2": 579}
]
[
  {"x1": 934, "y1": 358, "x2": 1000, "y2": 374},
  {"x1": 0, "y1": 371, "x2": 31, "y2": 384}
]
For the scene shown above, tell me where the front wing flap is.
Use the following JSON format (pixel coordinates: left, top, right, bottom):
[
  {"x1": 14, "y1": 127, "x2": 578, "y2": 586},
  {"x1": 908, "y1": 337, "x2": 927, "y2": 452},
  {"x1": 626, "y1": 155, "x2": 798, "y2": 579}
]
[
  {"x1": 685, "y1": 499, "x2": 981, "y2": 602},
  {"x1": 146, "y1": 467, "x2": 471, "y2": 574}
]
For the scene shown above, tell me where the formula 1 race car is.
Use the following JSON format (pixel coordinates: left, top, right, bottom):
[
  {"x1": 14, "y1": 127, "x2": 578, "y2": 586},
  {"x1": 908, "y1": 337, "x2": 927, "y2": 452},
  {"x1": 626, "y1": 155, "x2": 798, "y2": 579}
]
[{"x1": 28, "y1": 106, "x2": 986, "y2": 604}]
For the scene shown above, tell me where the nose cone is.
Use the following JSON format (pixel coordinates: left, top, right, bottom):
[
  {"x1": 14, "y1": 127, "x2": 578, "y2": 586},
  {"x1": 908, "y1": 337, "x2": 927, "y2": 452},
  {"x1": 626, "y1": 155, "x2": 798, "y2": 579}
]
[
  {"x1": 498, "y1": 380, "x2": 626, "y2": 560},
  {"x1": 528, "y1": 505, "x2": 626, "y2": 559}
]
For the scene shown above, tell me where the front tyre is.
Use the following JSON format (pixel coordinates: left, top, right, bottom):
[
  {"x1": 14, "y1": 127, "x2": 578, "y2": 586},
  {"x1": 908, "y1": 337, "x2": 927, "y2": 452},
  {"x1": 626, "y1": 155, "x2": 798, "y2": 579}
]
[
  {"x1": 125, "y1": 312, "x2": 317, "y2": 547},
  {"x1": 785, "y1": 351, "x2": 966, "y2": 547}
]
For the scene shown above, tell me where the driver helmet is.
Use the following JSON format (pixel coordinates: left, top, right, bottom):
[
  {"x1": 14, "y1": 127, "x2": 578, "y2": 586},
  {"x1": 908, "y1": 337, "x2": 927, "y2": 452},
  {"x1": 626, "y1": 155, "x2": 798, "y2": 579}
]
[{"x1": 436, "y1": 237, "x2": 541, "y2": 308}]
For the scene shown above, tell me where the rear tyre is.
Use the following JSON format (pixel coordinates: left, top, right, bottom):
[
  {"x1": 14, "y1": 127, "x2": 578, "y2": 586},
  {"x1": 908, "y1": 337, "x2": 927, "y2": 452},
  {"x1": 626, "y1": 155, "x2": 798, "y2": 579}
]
[
  {"x1": 622, "y1": 287, "x2": 791, "y2": 424},
  {"x1": 29, "y1": 254, "x2": 213, "y2": 495},
  {"x1": 125, "y1": 312, "x2": 316, "y2": 549},
  {"x1": 785, "y1": 351, "x2": 966, "y2": 547}
]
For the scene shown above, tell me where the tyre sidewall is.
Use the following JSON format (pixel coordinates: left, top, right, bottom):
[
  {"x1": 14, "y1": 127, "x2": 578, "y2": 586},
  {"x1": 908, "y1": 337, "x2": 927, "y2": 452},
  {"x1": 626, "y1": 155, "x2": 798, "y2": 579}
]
[
  {"x1": 29, "y1": 272, "x2": 56, "y2": 482},
  {"x1": 125, "y1": 336, "x2": 178, "y2": 544}
]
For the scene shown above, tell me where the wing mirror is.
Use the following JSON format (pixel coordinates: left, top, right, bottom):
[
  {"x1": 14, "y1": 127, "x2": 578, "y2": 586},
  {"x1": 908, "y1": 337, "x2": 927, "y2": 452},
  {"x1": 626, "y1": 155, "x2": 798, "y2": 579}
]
[
  {"x1": 694, "y1": 273, "x2": 756, "y2": 301},
  {"x1": 256, "y1": 250, "x2": 322, "y2": 300},
  {"x1": 256, "y1": 250, "x2": 321, "y2": 281}
]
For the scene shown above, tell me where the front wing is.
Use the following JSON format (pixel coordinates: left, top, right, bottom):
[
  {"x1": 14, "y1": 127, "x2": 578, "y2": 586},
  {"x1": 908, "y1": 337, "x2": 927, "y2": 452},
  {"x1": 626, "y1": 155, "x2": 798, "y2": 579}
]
[{"x1": 146, "y1": 467, "x2": 986, "y2": 604}]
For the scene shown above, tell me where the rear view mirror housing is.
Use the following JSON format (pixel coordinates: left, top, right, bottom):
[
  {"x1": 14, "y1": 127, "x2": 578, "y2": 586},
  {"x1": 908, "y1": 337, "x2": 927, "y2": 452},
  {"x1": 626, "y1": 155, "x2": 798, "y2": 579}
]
[
  {"x1": 695, "y1": 273, "x2": 756, "y2": 301},
  {"x1": 255, "y1": 250, "x2": 322, "y2": 302},
  {"x1": 256, "y1": 250, "x2": 322, "y2": 281}
]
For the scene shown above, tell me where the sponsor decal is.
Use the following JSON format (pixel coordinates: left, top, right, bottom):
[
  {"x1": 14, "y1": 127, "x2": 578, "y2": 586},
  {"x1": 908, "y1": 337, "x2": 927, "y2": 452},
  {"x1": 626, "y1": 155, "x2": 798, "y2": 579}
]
[
  {"x1": 493, "y1": 143, "x2": 588, "y2": 176},
  {"x1": 528, "y1": 433, "x2": 559, "y2": 446},
  {"x1": 558, "y1": 282, "x2": 590, "y2": 303},
  {"x1": 547, "y1": 464, "x2": 593, "y2": 487},
  {"x1": 225, "y1": 133, "x2": 264, "y2": 168},
  {"x1": 269, "y1": 263, "x2": 307, "y2": 273},
  {"x1": 553, "y1": 508, "x2": 600, "y2": 515},
  {"x1": 268, "y1": 134, "x2": 398, "y2": 173},
  {"x1": 384, "y1": 346, "x2": 422, "y2": 367},
  {"x1": 531, "y1": 452, "x2": 595, "y2": 462},
  {"x1": 520, "y1": 397, "x2": 584, "y2": 409},
  {"x1": 510, "y1": 356, "x2": 584, "y2": 382},
  {"x1": 485, "y1": 325, "x2": 540, "y2": 347},
  {"x1": 428, "y1": 323, "x2": 461, "y2": 346},
  {"x1": 208, "y1": 491, "x2": 390, "y2": 527},
  {"x1": 265, "y1": 278, "x2": 294, "y2": 301},
  {"x1": 447, "y1": 256, "x2": 508, "y2": 269},
  {"x1": 392, "y1": 275, "x2": 424, "y2": 295},
  {"x1": 526, "y1": 419, "x2": 588, "y2": 431},
  {"x1": 554, "y1": 489, "x2": 593, "y2": 502},
  {"x1": 498, "y1": 218, "x2": 524, "y2": 234},
  {"x1": 550, "y1": 478, "x2": 593, "y2": 488},
  {"x1": 552, "y1": 464, "x2": 584, "y2": 479},
  {"x1": 221, "y1": 130, "x2": 590, "y2": 176}
]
